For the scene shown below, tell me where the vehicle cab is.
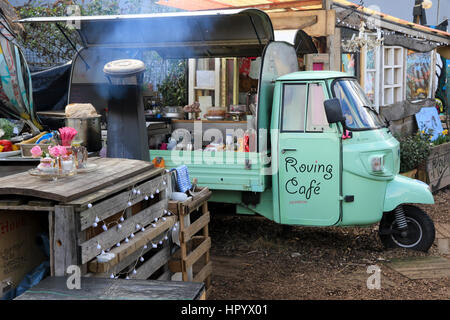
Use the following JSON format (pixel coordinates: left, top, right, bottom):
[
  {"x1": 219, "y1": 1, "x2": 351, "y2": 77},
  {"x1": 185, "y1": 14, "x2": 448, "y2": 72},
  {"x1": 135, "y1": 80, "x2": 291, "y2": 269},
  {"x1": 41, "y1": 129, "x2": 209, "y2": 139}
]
[{"x1": 270, "y1": 71, "x2": 434, "y2": 246}]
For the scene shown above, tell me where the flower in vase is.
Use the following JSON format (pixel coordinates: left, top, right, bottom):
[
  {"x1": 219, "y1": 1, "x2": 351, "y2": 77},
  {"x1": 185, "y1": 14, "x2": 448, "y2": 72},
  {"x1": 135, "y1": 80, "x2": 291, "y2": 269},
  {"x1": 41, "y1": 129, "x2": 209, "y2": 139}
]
[
  {"x1": 30, "y1": 145, "x2": 43, "y2": 158},
  {"x1": 48, "y1": 145, "x2": 68, "y2": 158}
]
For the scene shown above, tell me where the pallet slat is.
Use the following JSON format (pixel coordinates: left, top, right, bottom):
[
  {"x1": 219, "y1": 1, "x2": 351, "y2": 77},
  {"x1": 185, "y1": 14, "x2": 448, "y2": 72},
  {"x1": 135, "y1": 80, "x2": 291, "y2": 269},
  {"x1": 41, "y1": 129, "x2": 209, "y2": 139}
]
[
  {"x1": 86, "y1": 215, "x2": 177, "y2": 268},
  {"x1": 68, "y1": 168, "x2": 165, "y2": 207},
  {"x1": 80, "y1": 199, "x2": 168, "y2": 264},
  {"x1": 88, "y1": 233, "x2": 166, "y2": 274},
  {"x1": 79, "y1": 175, "x2": 166, "y2": 231},
  {"x1": 181, "y1": 211, "x2": 210, "y2": 242},
  {"x1": 131, "y1": 245, "x2": 171, "y2": 280},
  {"x1": 193, "y1": 261, "x2": 213, "y2": 283},
  {"x1": 185, "y1": 237, "x2": 211, "y2": 268}
]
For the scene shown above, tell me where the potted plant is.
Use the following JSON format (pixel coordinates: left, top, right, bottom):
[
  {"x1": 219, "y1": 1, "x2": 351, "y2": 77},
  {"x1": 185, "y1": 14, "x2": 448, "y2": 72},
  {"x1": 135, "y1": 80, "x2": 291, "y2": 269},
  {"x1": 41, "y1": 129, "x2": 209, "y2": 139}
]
[
  {"x1": 418, "y1": 128, "x2": 450, "y2": 191},
  {"x1": 396, "y1": 131, "x2": 432, "y2": 178}
]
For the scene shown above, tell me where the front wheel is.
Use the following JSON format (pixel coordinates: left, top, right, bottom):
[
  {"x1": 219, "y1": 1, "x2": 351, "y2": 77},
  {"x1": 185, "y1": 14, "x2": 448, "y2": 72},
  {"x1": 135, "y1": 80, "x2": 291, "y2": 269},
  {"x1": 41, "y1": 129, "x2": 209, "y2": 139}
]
[{"x1": 379, "y1": 205, "x2": 435, "y2": 252}]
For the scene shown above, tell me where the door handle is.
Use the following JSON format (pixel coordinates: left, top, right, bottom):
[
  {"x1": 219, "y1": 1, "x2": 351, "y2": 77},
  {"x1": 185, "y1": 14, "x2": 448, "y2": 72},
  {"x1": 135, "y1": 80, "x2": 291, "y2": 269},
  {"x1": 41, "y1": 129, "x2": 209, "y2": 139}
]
[{"x1": 281, "y1": 148, "x2": 297, "y2": 154}]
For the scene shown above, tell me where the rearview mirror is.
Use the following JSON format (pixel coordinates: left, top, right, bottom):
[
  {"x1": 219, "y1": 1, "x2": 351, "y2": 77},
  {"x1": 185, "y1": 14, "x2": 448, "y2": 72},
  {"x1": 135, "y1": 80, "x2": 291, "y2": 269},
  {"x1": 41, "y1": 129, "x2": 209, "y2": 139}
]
[{"x1": 324, "y1": 98, "x2": 345, "y2": 124}]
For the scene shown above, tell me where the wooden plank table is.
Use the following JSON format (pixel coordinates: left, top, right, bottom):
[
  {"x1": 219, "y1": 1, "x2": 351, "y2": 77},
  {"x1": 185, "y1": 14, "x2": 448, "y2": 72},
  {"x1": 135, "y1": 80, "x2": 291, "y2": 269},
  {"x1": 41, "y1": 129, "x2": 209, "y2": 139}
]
[
  {"x1": 0, "y1": 157, "x2": 155, "y2": 203},
  {"x1": 0, "y1": 158, "x2": 174, "y2": 281},
  {"x1": 15, "y1": 276, "x2": 205, "y2": 300}
]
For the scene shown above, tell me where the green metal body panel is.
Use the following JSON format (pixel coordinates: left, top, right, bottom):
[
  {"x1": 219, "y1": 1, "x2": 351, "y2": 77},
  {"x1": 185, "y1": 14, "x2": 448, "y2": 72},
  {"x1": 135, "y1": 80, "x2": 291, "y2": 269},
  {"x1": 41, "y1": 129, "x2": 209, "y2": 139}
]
[
  {"x1": 339, "y1": 129, "x2": 399, "y2": 226},
  {"x1": 149, "y1": 150, "x2": 268, "y2": 192},
  {"x1": 383, "y1": 175, "x2": 434, "y2": 212},
  {"x1": 150, "y1": 71, "x2": 435, "y2": 228}
]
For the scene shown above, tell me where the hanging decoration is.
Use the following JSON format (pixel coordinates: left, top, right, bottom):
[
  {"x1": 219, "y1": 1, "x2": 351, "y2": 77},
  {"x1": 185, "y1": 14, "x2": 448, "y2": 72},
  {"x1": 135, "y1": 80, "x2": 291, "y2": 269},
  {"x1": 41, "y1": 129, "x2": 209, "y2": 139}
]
[
  {"x1": 87, "y1": 176, "x2": 176, "y2": 280},
  {"x1": 341, "y1": 21, "x2": 384, "y2": 52}
]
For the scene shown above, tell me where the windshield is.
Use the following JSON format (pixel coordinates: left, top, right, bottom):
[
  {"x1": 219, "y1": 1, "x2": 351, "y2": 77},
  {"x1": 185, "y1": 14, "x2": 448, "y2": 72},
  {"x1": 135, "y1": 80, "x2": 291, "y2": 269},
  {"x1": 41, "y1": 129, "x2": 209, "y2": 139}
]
[{"x1": 332, "y1": 79, "x2": 385, "y2": 130}]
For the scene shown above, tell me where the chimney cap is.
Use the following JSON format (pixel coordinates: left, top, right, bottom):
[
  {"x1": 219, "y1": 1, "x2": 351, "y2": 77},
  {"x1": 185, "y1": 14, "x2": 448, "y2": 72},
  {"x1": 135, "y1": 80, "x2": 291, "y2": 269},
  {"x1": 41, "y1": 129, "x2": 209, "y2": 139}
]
[{"x1": 103, "y1": 59, "x2": 146, "y2": 76}]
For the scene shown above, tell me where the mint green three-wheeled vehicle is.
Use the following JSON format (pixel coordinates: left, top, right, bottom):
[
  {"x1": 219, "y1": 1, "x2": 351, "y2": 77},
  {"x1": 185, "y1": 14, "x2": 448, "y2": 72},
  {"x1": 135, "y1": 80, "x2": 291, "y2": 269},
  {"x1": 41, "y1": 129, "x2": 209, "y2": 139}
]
[{"x1": 19, "y1": 9, "x2": 435, "y2": 252}]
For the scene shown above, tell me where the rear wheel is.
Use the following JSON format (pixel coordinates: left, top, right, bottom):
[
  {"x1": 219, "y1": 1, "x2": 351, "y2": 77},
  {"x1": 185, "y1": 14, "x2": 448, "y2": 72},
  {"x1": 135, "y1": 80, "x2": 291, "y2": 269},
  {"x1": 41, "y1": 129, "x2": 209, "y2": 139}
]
[{"x1": 379, "y1": 205, "x2": 435, "y2": 252}]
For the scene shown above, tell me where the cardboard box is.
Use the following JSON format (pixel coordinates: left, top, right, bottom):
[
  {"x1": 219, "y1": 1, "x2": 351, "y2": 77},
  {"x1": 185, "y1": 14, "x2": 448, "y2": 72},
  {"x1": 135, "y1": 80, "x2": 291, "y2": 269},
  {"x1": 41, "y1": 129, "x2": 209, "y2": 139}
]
[{"x1": 0, "y1": 211, "x2": 47, "y2": 296}]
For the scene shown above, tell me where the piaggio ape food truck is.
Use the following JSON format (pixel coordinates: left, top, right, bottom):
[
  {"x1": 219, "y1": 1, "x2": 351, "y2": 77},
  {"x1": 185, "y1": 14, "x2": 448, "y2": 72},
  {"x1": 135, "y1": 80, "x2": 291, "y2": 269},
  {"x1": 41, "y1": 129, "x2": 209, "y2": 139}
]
[{"x1": 19, "y1": 9, "x2": 435, "y2": 251}]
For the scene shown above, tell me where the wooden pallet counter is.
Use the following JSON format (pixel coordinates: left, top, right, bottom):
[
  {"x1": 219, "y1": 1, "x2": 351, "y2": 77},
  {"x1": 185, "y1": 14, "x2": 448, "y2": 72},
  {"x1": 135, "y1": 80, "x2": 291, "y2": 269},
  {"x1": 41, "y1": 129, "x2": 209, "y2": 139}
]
[
  {"x1": 168, "y1": 187, "x2": 213, "y2": 296},
  {"x1": 0, "y1": 158, "x2": 176, "y2": 282}
]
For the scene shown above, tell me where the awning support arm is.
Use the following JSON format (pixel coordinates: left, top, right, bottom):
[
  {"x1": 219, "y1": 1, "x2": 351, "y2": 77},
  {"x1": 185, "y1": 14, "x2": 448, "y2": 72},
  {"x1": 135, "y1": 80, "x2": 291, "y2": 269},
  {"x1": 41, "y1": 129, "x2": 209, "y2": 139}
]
[
  {"x1": 55, "y1": 23, "x2": 90, "y2": 70},
  {"x1": 248, "y1": 15, "x2": 262, "y2": 46}
]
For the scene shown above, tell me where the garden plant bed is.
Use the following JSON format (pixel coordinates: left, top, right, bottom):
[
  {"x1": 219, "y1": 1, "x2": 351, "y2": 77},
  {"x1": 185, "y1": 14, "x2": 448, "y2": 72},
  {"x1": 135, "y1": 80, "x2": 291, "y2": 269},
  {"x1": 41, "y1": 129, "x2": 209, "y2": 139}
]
[{"x1": 207, "y1": 187, "x2": 450, "y2": 300}]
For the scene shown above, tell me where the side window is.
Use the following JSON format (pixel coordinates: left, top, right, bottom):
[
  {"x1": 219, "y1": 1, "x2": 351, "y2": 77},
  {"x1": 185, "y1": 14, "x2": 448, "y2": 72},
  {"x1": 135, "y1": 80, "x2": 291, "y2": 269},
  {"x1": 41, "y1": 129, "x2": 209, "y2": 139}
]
[
  {"x1": 281, "y1": 84, "x2": 307, "y2": 131},
  {"x1": 306, "y1": 83, "x2": 328, "y2": 131}
]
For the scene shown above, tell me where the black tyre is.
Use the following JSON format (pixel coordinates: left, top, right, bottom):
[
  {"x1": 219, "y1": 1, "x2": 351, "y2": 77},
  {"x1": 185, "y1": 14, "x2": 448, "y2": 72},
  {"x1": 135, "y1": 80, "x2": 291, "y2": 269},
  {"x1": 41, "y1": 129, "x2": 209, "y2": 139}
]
[{"x1": 379, "y1": 205, "x2": 435, "y2": 252}]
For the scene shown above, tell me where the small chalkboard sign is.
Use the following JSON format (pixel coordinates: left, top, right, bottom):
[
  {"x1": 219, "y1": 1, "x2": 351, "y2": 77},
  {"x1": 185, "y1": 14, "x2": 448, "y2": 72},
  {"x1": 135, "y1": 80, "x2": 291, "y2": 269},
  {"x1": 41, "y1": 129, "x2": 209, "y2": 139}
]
[{"x1": 415, "y1": 107, "x2": 443, "y2": 141}]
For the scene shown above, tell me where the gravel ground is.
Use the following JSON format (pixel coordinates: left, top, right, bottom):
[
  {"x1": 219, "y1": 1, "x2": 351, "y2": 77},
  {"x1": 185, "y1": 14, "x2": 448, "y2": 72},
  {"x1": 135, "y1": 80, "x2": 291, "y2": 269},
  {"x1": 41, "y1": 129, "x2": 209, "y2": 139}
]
[{"x1": 207, "y1": 187, "x2": 450, "y2": 300}]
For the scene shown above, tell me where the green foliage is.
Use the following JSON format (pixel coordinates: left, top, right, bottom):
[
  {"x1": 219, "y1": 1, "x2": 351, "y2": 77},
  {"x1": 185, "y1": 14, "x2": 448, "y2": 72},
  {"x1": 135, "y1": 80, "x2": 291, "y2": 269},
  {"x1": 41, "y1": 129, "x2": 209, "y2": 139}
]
[
  {"x1": 0, "y1": 119, "x2": 14, "y2": 140},
  {"x1": 157, "y1": 60, "x2": 187, "y2": 107},
  {"x1": 396, "y1": 132, "x2": 432, "y2": 173},
  {"x1": 16, "y1": 0, "x2": 172, "y2": 68},
  {"x1": 431, "y1": 129, "x2": 450, "y2": 146}
]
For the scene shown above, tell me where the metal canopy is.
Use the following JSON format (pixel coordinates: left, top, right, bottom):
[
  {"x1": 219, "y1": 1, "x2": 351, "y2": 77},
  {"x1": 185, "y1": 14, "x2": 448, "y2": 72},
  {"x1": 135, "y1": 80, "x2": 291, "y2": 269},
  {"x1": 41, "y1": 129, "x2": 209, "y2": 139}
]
[{"x1": 17, "y1": 9, "x2": 274, "y2": 58}]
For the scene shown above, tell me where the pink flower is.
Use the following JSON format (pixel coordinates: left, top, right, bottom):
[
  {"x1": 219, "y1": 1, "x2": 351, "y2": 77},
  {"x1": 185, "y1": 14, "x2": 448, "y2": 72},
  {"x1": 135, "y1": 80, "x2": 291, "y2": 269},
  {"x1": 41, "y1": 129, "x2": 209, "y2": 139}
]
[
  {"x1": 30, "y1": 145, "x2": 42, "y2": 158},
  {"x1": 48, "y1": 145, "x2": 67, "y2": 158}
]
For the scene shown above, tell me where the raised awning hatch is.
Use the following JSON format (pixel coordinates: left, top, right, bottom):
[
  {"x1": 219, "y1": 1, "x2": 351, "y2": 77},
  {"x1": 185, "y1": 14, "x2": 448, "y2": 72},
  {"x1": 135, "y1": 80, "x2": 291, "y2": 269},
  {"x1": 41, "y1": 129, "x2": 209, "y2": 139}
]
[{"x1": 17, "y1": 9, "x2": 275, "y2": 58}]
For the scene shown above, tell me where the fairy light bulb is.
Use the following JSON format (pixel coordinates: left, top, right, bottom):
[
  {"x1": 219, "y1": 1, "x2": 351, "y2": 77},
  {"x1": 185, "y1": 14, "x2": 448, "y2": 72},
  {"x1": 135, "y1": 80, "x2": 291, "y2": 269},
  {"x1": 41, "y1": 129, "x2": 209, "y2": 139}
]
[
  {"x1": 93, "y1": 222, "x2": 98, "y2": 227},
  {"x1": 156, "y1": 189, "x2": 160, "y2": 194},
  {"x1": 96, "y1": 243, "x2": 101, "y2": 250},
  {"x1": 126, "y1": 276, "x2": 130, "y2": 280},
  {"x1": 88, "y1": 203, "x2": 93, "y2": 209},
  {"x1": 110, "y1": 274, "x2": 115, "y2": 279},
  {"x1": 124, "y1": 237, "x2": 129, "y2": 243},
  {"x1": 162, "y1": 217, "x2": 167, "y2": 222},
  {"x1": 95, "y1": 216, "x2": 100, "y2": 223},
  {"x1": 117, "y1": 223, "x2": 122, "y2": 229},
  {"x1": 133, "y1": 269, "x2": 137, "y2": 274},
  {"x1": 132, "y1": 189, "x2": 137, "y2": 194},
  {"x1": 140, "y1": 257, "x2": 144, "y2": 262},
  {"x1": 130, "y1": 233, "x2": 135, "y2": 238},
  {"x1": 116, "y1": 242, "x2": 120, "y2": 247},
  {"x1": 127, "y1": 201, "x2": 132, "y2": 207},
  {"x1": 101, "y1": 250, "x2": 105, "y2": 254},
  {"x1": 159, "y1": 240, "x2": 163, "y2": 245},
  {"x1": 144, "y1": 245, "x2": 148, "y2": 249},
  {"x1": 141, "y1": 226, "x2": 145, "y2": 232},
  {"x1": 102, "y1": 224, "x2": 108, "y2": 231},
  {"x1": 144, "y1": 195, "x2": 149, "y2": 200},
  {"x1": 120, "y1": 217, "x2": 124, "y2": 222},
  {"x1": 150, "y1": 194, "x2": 154, "y2": 199},
  {"x1": 152, "y1": 243, "x2": 157, "y2": 248},
  {"x1": 137, "y1": 190, "x2": 141, "y2": 195},
  {"x1": 151, "y1": 223, "x2": 156, "y2": 228},
  {"x1": 164, "y1": 235, "x2": 168, "y2": 240},
  {"x1": 136, "y1": 224, "x2": 141, "y2": 230}
]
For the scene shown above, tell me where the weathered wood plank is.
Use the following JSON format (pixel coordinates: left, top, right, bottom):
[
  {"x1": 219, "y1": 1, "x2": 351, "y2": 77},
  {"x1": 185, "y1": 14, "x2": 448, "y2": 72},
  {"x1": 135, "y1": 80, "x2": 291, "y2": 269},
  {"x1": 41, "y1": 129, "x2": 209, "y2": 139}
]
[
  {"x1": 193, "y1": 261, "x2": 213, "y2": 284},
  {"x1": 185, "y1": 237, "x2": 211, "y2": 268},
  {"x1": 131, "y1": 245, "x2": 171, "y2": 280},
  {"x1": 67, "y1": 168, "x2": 165, "y2": 207},
  {"x1": 386, "y1": 256, "x2": 450, "y2": 280},
  {"x1": 88, "y1": 233, "x2": 166, "y2": 274},
  {"x1": 83, "y1": 215, "x2": 176, "y2": 266},
  {"x1": 0, "y1": 205, "x2": 55, "y2": 211},
  {"x1": 0, "y1": 158, "x2": 154, "y2": 202},
  {"x1": 425, "y1": 143, "x2": 450, "y2": 192},
  {"x1": 80, "y1": 199, "x2": 168, "y2": 264},
  {"x1": 181, "y1": 212, "x2": 210, "y2": 242},
  {"x1": 14, "y1": 276, "x2": 205, "y2": 300},
  {"x1": 79, "y1": 175, "x2": 166, "y2": 230},
  {"x1": 53, "y1": 206, "x2": 79, "y2": 276}
]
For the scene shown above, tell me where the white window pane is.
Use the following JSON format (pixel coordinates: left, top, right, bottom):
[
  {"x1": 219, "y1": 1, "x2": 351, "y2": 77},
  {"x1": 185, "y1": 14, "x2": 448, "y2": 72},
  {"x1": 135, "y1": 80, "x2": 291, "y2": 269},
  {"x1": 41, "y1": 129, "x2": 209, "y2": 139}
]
[
  {"x1": 282, "y1": 84, "x2": 307, "y2": 131},
  {"x1": 306, "y1": 83, "x2": 328, "y2": 131}
]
